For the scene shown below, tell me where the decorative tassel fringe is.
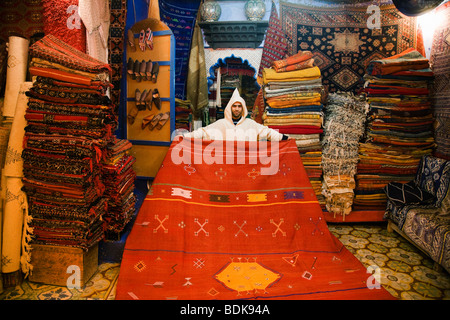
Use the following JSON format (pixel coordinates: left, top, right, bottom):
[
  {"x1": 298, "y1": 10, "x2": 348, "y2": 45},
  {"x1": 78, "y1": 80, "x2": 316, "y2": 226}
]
[
  {"x1": 20, "y1": 198, "x2": 33, "y2": 278},
  {"x1": 322, "y1": 92, "x2": 368, "y2": 219}
]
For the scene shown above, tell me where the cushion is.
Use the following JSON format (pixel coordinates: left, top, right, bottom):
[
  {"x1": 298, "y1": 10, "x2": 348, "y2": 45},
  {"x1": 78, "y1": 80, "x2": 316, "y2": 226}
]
[
  {"x1": 415, "y1": 155, "x2": 450, "y2": 206},
  {"x1": 437, "y1": 188, "x2": 450, "y2": 217},
  {"x1": 384, "y1": 180, "x2": 435, "y2": 207}
]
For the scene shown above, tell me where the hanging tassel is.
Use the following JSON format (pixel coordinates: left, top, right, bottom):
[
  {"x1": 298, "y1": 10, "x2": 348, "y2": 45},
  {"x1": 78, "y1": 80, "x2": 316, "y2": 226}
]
[{"x1": 20, "y1": 191, "x2": 33, "y2": 278}]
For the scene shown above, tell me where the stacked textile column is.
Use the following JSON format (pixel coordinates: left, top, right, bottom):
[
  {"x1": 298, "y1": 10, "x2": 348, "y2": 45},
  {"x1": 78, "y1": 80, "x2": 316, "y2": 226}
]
[
  {"x1": 22, "y1": 35, "x2": 118, "y2": 250},
  {"x1": 355, "y1": 49, "x2": 435, "y2": 211},
  {"x1": 262, "y1": 51, "x2": 325, "y2": 205},
  {"x1": 101, "y1": 138, "x2": 136, "y2": 240},
  {"x1": 175, "y1": 98, "x2": 193, "y2": 132},
  {"x1": 321, "y1": 93, "x2": 367, "y2": 220}
]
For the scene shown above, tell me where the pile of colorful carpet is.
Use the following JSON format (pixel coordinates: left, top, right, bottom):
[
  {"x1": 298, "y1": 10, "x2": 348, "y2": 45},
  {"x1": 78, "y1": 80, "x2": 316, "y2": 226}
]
[
  {"x1": 355, "y1": 48, "x2": 435, "y2": 211},
  {"x1": 174, "y1": 98, "x2": 192, "y2": 131},
  {"x1": 261, "y1": 51, "x2": 325, "y2": 205},
  {"x1": 101, "y1": 138, "x2": 136, "y2": 239},
  {"x1": 23, "y1": 35, "x2": 136, "y2": 249}
]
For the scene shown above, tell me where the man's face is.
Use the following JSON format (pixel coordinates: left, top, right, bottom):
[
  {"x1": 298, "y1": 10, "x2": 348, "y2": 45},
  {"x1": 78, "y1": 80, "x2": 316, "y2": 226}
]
[{"x1": 231, "y1": 102, "x2": 243, "y2": 119}]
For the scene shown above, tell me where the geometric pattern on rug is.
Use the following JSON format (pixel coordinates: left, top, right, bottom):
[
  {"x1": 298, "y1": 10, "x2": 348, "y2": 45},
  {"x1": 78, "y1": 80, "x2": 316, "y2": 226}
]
[
  {"x1": 0, "y1": 263, "x2": 120, "y2": 300},
  {"x1": 114, "y1": 140, "x2": 394, "y2": 300},
  {"x1": 280, "y1": 3, "x2": 418, "y2": 93},
  {"x1": 329, "y1": 224, "x2": 450, "y2": 300},
  {"x1": 0, "y1": 0, "x2": 44, "y2": 42}
]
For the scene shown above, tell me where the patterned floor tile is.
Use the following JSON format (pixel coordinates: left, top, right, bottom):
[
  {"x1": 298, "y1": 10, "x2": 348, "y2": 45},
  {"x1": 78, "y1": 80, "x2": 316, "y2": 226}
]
[
  {"x1": 328, "y1": 223, "x2": 450, "y2": 300},
  {"x1": 0, "y1": 262, "x2": 120, "y2": 300}
]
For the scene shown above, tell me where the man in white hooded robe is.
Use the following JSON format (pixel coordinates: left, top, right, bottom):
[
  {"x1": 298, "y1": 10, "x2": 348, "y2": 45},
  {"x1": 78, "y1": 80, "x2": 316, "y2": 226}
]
[{"x1": 183, "y1": 88, "x2": 289, "y2": 142}]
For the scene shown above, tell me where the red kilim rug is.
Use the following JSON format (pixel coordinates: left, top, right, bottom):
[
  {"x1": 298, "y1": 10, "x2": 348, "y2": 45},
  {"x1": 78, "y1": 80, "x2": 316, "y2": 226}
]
[{"x1": 115, "y1": 139, "x2": 394, "y2": 300}]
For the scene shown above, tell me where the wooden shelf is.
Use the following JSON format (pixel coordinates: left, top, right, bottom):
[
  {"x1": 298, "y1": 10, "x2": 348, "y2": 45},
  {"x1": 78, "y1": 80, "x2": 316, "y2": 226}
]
[{"x1": 199, "y1": 21, "x2": 268, "y2": 49}]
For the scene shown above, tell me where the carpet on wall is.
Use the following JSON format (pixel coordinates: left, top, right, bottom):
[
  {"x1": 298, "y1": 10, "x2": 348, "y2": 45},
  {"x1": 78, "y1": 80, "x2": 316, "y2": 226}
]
[
  {"x1": 257, "y1": 0, "x2": 288, "y2": 79},
  {"x1": 115, "y1": 139, "x2": 393, "y2": 300},
  {"x1": 159, "y1": 0, "x2": 201, "y2": 100},
  {"x1": 0, "y1": 0, "x2": 44, "y2": 42},
  {"x1": 109, "y1": 0, "x2": 127, "y2": 107},
  {"x1": 280, "y1": 2, "x2": 420, "y2": 93},
  {"x1": 41, "y1": 0, "x2": 87, "y2": 53}
]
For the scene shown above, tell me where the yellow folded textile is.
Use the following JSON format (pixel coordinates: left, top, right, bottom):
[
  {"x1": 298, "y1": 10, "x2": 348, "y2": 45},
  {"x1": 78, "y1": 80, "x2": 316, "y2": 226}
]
[
  {"x1": 266, "y1": 91, "x2": 320, "y2": 103},
  {"x1": 267, "y1": 96, "x2": 322, "y2": 108},
  {"x1": 263, "y1": 66, "x2": 321, "y2": 84},
  {"x1": 295, "y1": 139, "x2": 322, "y2": 147},
  {"x1": 264, "y1": 113, "x2": 322, "y2": 120},
  {"x1": 300, "y1": 151, "x2": 322, "y2": 157},
  {"x1": 358, "y1": 155, "x2": 421, "y2": 165}
]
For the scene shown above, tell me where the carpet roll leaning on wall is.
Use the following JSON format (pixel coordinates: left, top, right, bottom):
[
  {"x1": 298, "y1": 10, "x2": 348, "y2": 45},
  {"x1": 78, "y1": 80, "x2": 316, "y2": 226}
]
[{"x1": 1, "y1": 36, "x2": 30, "y2": 287}]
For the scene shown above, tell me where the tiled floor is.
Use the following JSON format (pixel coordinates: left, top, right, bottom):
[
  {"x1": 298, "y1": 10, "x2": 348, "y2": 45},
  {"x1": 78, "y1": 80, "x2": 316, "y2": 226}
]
[
  {"x1": 328, "y1": 223, "x2": 450, "y2": 300},
  {"x1": 0, "y1": 262, "x2": 119, "y2": 300}
]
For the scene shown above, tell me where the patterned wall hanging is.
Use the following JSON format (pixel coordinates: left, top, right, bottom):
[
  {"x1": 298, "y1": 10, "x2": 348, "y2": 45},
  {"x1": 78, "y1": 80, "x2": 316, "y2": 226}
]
[
  {"x1": 109, "y1": 0, "x2": 127, "y2": 107},
  {"x1": 280, "y1": 2, "x2": 420, "y2": 93},
  {"x1": 257, "y1": 0, "x2": 288, "y2": 79},
  {"x1": 42, "y1": 0, "x2": 87, "y2": 53},
  {"x1": 159, "y1": 0, "x2": 201, "y2": 100},
  {"x1": 0, "y1": 0, "x2": 44, "y2": 42}
]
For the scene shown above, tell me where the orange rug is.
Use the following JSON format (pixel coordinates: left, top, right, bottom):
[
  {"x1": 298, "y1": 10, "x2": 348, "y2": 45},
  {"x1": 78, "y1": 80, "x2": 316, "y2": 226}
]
[{"x1": 115, "y1": 139, "x2": 394, "y2": 300}]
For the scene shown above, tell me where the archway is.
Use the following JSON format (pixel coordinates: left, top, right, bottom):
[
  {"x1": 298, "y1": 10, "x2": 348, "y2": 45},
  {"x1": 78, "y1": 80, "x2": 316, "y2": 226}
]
[{"x1": 207, "y1": 54, "x2": 260, "y2": 121}]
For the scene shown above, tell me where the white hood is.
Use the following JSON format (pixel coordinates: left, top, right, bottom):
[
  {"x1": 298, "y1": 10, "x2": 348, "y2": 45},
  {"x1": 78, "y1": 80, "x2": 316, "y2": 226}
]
[
  {"x1": 183, "y1": 87, "x2": 284, "y2": 142},
  {"x1": 224, "y1": 88, "x2": 248, "y2": 125}
]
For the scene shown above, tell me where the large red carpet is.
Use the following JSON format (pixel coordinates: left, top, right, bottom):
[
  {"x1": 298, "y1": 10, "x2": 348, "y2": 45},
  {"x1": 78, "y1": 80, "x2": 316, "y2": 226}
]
[{"x1": 115, "y1": 139, "x2": 394, "y2": 300}]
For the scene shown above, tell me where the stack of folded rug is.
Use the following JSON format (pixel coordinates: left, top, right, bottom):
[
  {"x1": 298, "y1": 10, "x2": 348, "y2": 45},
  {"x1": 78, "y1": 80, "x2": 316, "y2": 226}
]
[
  {"x1": 101, "y1": 138, "x2": 136, "y2": 239},
  {"x1": 262, "y1": 51, "x2": 325, "y2": 204},
  {"x1": 321, "y1": 93, "x2": 367, "y2": 219},
  {"x1": 355, "y1": 48, "x2": 435, "y2": 211},
  {"x1": 175, "y1": 98, "x2": 192, "y2": 131},
  {"x1": 22, "y1": 35, "x2": 128, "y2": 250}
]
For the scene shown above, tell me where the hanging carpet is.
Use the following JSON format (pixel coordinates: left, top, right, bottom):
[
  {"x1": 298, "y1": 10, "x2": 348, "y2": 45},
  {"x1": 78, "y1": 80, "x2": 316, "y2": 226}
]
[
  {"x1": 159, "y1": 0, "x2": 201, "y2": 100},
  {"x1": 280, "y1": 2, "x2": 420, "y2": 93},
  {"x1": 115, "y1": 139, "x2": 393, "y2": 300}
]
